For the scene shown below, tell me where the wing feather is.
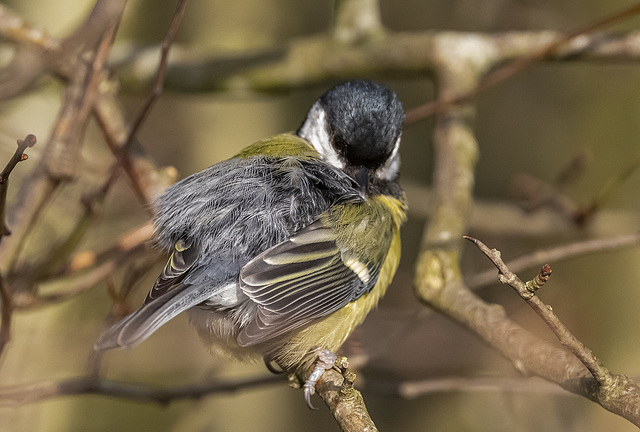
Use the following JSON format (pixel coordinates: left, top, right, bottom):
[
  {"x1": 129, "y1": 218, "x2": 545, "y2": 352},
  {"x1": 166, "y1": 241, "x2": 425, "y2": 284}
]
[
  {"x1": 237, "y1": 218, "x2": 382, "y2": 347},
  {"x1": 144, "y1": 239, "x2": 200, "y2": 304}
]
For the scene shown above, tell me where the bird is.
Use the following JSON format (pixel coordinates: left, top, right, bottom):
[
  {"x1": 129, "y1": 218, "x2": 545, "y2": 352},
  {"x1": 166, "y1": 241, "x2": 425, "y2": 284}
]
[{"x1": 95, "y1": 80, "x2": 408, "y2": 407}]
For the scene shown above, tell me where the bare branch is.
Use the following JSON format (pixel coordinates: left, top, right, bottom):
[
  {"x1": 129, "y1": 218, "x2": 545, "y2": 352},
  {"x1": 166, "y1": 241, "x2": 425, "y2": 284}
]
[
  {"x1": 464, "y1": 235, "x2": 640, "y2": 426},
  {"x1": 373, "y1": 376, "x2": 575, "y2": 399},
  {"x1": 0, "y1": 10, "x2": 124, "y2": 270},
  {"x1": 466, "y1": 233, "x2": 640, "y2": 290},
  {"x1": 0, "y1": 4, "x2": 175, "y2": 207},
  {"x1": 98, "y1": 0, "x2": 188, "y2": 202},
  {"x1": 316, "y1": 363, "x2": 379, "y2": 432},
  {"x1": 0, "y1": 274, "x2": 12, "y2": 360},
  {"x1": 0, "y1": 134, "x2": 36, "y2": 239},
  {"x1": 0, "y1": 375, "x2": 283, "y2": 406},
  {"x1": 120, "y1": 0, "x2": 188, "y2": 155},
  {"x1": 404, "y1": 2, "x2": 640, "y2": 123}
]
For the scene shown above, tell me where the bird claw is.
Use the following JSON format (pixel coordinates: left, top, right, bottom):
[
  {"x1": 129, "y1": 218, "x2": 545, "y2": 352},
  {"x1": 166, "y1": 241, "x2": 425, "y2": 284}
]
[{"x1": 303, "y1": 348, "x2": 337, "y2": 409}]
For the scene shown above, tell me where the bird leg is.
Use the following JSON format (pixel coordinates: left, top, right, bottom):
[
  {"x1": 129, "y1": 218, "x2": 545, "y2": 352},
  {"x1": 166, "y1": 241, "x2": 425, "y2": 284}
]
[{"x1": 303, "y1": 348, "x2": 337, "y2": 409}]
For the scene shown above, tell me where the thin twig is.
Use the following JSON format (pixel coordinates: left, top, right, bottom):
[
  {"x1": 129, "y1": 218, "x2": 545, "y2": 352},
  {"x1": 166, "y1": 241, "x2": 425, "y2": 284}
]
[
  {"x1": 100, "y1": 0, "x2": 189, "y2": 200},
  {"x1": 13, "y1": 222, "x2": 156, "y2": 309},
  {"x1": 122, "y1": 0, "x2": 188, "y2": 151},
  {"x1": 13, "y1": 244, "x2": 152, "y2": 310},
  {"x1": 0, "y1": 274, "x2": 12, "y2": 360},
  {"x1": 404, "y1": 2, "x2": 640, "y2": 123},
  {"x1": 374, "y1": 376, "x2": 576, "y2": 399},
  {"x1": 0, "y1": 3, "x2": 164, "y2": 207},
  {"x1": 0, "y1": 374, "x2": 284, "y2": 406},
  {"x1": 0, "y1": 14, "x2": 122, "y2": 272},
  {"x1": 464, "y1": 236, "x2": 611, "y2": 386},
  {"x1": 466, "y1": 232, "x2": 640, "y2": 290},
  {"x1": 0, "y1": 134, "x2": 36, "y2": 359},
  {"x1": 0, "y1": 134, "x2": 36, "y2": 239}
]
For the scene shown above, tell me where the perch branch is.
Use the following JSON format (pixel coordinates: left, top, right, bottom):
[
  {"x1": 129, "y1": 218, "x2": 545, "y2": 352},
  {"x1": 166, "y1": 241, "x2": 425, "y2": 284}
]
[{"x1": 316, "y1": 361, "x2": 379, "y2": 432}]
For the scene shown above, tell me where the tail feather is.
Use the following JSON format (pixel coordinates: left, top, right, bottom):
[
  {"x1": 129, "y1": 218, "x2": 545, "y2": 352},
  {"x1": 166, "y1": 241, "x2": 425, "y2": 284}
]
[{"x1": 94, "y1": 284, "x2": 214, "y2": 351}]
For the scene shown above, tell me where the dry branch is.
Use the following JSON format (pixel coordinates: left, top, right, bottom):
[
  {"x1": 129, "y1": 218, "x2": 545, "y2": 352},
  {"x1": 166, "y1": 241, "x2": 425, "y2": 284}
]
[
  {"x1": 0, "y1": 375, "x2": 283, "y2": 406},
  {"x1": 464, "y1": 236, "x2": 640, "y2": 425}
]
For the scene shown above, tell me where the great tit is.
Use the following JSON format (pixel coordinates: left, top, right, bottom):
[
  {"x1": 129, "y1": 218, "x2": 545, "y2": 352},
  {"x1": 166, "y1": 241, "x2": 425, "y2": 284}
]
[{"x1": 95, "y1": 80, "x2": 407, "y2": 407}]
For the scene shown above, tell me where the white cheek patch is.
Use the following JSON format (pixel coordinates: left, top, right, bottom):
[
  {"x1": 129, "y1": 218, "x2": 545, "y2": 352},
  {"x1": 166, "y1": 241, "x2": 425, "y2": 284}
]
[
  {"x1": 298, "y1": 102, "x2": 344, "y2": 170},
  {"x1": 376, "y1": 135, "x2": 401, "y2": 180}
]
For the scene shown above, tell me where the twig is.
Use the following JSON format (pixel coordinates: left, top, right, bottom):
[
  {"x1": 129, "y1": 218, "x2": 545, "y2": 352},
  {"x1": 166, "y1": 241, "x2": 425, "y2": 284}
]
[
  {"x1": 0, "y1": 13, "x2": 122, "y2": 271},
  {"x1": 13, "y1": 222, "x2": 156, "y2": 309},
  {"x1": 0, "y1": 3, "x2": 167, "y2": 208},
  {"x1": 466, "y1": 232, "x2": 640, "y2": 290},
  {"x1": 404, "y1": 2, "x2": 640, "y2": 123},
  {"x1": 576, "y1": 153, "x2": 640, "y2": 224},
  {"x1": 463, "y1": 235, "x2": 640, "y2": 425},
  {"x1": 98, "y1": 0, "x2": 188, "y2": 203},
  {"x1": 0, "y1": 134, "x2": 36, "y2": 359},
  {"x1": 0, "y1": 274, "x2": 12, "y2": 360},
  {"x1": 464, "y1": 236, "x2": 610, "y2": 382},
  {"x1": 0, "y1": 134, "x2": 36, "y2": 239},
  {"x1": 373, "y1": 376, "x2": 576, "y2": 399},
  {"x1": 120, "y1": 0, "x2": 188, "y2": 158},
  {"x1": 0, "y1": 374, "x2": 284, "y2": 406},
  {"x1": 13, "y1": 243, "x2": 153, "y2": 310}
]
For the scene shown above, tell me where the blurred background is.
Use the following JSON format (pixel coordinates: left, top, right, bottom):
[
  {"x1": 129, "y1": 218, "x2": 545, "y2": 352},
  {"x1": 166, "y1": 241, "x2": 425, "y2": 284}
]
[{"x1": 1, "y1": 0, "x2": 640, "y2": 430}]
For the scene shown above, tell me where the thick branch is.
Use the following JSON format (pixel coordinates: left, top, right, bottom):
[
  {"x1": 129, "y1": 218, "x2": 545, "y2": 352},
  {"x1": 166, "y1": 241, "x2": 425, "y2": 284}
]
[
  {"x1": 411, "y1": 19, "x2": 640, "y2": 429},
  {"x1": 316, "y1": 365, "x2": 379, "y2": 432},
  {"x1": 108, "y1": 30, "x2": 640, "y2": 93}
]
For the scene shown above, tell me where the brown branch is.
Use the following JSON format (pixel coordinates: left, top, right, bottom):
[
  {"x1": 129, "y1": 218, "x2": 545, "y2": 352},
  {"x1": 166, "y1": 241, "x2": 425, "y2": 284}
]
[
  {"x1": 0, "y1": 134, "x2": 36, "y2": 359},
  {"x1": 99, "y1": 0, "x2": 188, "y2": 200},
  {"x1": 411, "y1": 24, "x2": 640, "y2": 426},
  {"x1": 466, "y1": 232, "x2": 640, "y2": 290},
  {"x1": 13, "y1": 222, "x2": 156, "y2": 309},
  {"x1": 0, "y1": 4, "x2": 174, "y2": 207},
  {"x1": 122, "y1": 0, "x2": 188, "y2": 153},
  {"x1": 404, "y1": 1, "x2": 640, "y2": 123},
  {"x1": 0, "y1": 134, "x2": 36, "y2": 239},
  {"x1": 372, "y1": 376, "x2": 575, "y2": 399},
  {"x1": 0, "y1": 8, "x2": 124, "y2": 271},
  {"x1": 0, "y1": 274, "x2": 12, "y2": 360},
  {"x1": 316, "y1": 362, "x2": 379, "y2": 432},
  {"x1": 464, "y1": 236, "x2": 640, "y2": 426},
  {"x1": 0, "y1": 374, "x2": 284, "y2": 406}
]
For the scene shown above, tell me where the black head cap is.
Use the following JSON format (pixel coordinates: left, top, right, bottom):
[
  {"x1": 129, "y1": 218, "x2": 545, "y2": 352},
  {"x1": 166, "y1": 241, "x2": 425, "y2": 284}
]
[{"x1": 319, "y1": 80, "x2": 404, "y2": 169}]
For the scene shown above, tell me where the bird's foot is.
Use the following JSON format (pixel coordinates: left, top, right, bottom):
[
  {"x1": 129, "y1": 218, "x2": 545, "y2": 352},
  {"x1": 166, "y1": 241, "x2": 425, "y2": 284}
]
[{"x1": 303, "y1": 348, "x2": 337, "y2": 409}]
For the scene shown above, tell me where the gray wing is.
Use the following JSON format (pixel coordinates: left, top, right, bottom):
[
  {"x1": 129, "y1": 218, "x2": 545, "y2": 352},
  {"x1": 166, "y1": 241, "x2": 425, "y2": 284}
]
[
  {"x1": 94, "y1": 240, "x2": 205, "y2": 350},
  {"x1": 143, "y1": 239, "x2": 199, "y2": 304},
  {"x1": 237, "y1": 219, "x2": 382, "y2": 347}
]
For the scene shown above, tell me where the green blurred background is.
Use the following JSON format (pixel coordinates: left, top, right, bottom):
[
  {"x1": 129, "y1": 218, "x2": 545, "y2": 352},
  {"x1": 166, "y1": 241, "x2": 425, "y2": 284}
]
[{"x1": 1, "y1": 0, "x2": 640, "y2": 431}]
